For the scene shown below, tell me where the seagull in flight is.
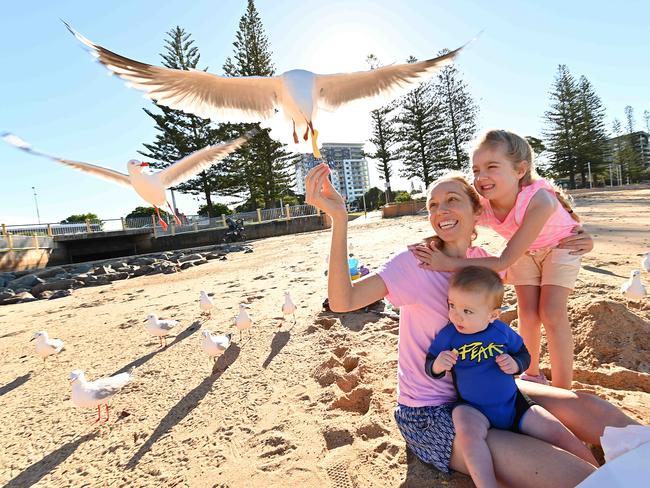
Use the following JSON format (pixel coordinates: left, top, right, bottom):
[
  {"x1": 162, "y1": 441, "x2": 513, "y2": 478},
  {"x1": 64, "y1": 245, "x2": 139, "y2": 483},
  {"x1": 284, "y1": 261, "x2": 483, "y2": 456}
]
[
  {"x1": 2, "y1": 132, "x2": 253, "y2": 230},
  {"x1": 63, "y1": 21, "x2": 467, "y2": 158}
]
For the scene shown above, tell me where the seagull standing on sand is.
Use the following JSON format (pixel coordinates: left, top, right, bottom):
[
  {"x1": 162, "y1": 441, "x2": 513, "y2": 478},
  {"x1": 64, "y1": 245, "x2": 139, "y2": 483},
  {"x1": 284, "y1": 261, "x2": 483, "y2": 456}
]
[
  {"x1": 200, "y1": 290, "x2": 215, "y2": 318},
  {"x1": 201, "y1": 330, "x2": 232, "y2": 364},
  {"x1": 2, "y1": 132, "x2": 253, "y2": 231},
  {"x1": 64, "y1": 21, "x2": 467, "y2": 158},
  {"x1": 32, "y1": 331, "x2": 65, "y2": 362},
  {"x1": 281, "y1": 291, "x2": 297, "y2": 326},
  {"x1": 145, "y1": 314, "x2": 179, "y2": 347},
  {"x1": 69, "y1": 369, "x2": 133, "y2": 423},
  {"x1": 620, "y1": 270, "x2": 647, "y2": 303},
  {"x1": 235, "y1": 304, "x2": 252, "y2": 341},
  {"x1": 641, "y1": 252, "x2": 650, "y2": 273}
]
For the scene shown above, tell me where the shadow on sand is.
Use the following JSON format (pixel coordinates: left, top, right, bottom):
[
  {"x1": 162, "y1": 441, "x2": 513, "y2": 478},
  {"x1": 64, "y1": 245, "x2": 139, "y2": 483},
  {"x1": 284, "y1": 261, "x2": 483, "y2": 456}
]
[
  {"x1": 0, "y1": 372, "x2": 31, "y2": 398},
  {"x1": 4, "y1": 431, "x2": 98, "y2": 487},
  {"x1": 124, "y1": 343, "x2": 241, "y2": 470},
  {"x1": 110, "y1": 321, "x2": 201, "y2": 376},
  {"x1": 261, "y1": 330, "x2": 291, "y2": 369},
  {"x1": 582, "y1": 265, "x2": 626, "y2": 279}
]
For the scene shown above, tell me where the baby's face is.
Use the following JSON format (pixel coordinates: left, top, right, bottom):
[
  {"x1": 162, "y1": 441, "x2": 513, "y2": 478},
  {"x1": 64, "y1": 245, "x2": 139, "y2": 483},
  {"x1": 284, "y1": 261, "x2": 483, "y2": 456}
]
[{"x1": 447, "y1": 287, "x2": 499, "y2": 334}]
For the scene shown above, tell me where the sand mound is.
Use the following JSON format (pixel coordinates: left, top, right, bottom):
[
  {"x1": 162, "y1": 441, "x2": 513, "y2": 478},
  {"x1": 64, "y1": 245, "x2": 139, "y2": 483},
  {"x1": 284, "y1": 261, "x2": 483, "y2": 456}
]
[{"x1": 570, "y1": 299, "x2": 650, "y2": 372}]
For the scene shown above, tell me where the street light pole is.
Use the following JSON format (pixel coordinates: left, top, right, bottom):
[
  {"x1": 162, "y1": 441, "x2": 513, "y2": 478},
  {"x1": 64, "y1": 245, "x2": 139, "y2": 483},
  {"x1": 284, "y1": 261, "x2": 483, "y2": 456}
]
[
  {"x1": 587, "y1": 161, "x2": 593, "y2": 189},
  {"x1": 32, "y1": 186, "x2": 41, "y2": 224}
]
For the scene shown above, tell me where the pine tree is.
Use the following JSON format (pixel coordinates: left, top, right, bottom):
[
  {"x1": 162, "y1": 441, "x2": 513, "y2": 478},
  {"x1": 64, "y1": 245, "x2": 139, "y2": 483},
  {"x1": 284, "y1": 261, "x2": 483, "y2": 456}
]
[
  {"x1": 622, "y1": 106, "x2": 644, "y2": 181},
  {"x1": 434, "y1": 51, "x2": 478, "y2": 171},
  {"x1": 543, "y1": 65, "x2": 582, "y2": 188},
  {"x1": 396, "y1": 56, "x2": 449, "y2": 187},
  {"x1": 644, "y1": 110, "x2": 650, "y2": 133},
  {"x1": 364, "y1": 54, "x2": 399, "y2": 203},
  {"x1": 221, "y1": 0, "x2": 297, "y2": 209},
  {"x1": 138, "y1": 27, "x2": 230, "y2": 217},
  {"x1": 575, "y1": 76, "x2": 609, "y2": 185},
  {"x1": 610, "y1": 119, "x2": 624, "y2": 183}
]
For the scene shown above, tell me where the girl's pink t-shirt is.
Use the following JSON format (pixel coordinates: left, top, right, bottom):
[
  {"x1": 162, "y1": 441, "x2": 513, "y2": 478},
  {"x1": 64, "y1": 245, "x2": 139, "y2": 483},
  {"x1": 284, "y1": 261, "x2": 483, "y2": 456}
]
[
  {"x1": 377, "y1": 246, "x2": 492, "y2": 408},
  {"x1": 478, "y1": 178, "x2": 577, "y2": 250}
]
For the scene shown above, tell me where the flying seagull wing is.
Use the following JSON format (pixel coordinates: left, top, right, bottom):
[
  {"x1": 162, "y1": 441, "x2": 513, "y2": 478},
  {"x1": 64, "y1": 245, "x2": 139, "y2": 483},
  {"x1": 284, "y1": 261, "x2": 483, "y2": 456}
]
[
  {"x1": 158, "y1": 131, "x2": 256, "y2": 188},
  {"x1": 315, "y1": 45, "x2": 465, "y2": 111},
  {"x1": 64, "y1": 22, "x2": 282, "y2": 123},
  {"x1": 2, "y1": 133, "x2": 131, "y2": 187}
]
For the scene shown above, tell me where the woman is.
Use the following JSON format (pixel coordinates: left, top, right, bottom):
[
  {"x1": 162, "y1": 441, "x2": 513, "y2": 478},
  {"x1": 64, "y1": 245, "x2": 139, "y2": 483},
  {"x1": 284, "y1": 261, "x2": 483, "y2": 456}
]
[{"x1": 305, "y1": 163, "x2": 639, "y2": 487}]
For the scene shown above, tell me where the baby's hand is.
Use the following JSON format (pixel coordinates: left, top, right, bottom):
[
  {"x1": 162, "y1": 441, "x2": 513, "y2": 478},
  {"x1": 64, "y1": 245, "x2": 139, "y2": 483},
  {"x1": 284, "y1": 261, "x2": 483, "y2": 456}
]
[
  {"x1": 432, "y1": 349, "x2": 458, "y2": 375},
  {"x1": 496, "y1": 354, "x2": 519, "y2": 374}
]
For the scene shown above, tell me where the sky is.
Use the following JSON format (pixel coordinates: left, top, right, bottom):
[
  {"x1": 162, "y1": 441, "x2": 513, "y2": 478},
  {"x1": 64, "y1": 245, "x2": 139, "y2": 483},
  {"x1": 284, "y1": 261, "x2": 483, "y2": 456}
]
[{"x1": 1, "y1": 0, "x2": 648, "y2": 225}]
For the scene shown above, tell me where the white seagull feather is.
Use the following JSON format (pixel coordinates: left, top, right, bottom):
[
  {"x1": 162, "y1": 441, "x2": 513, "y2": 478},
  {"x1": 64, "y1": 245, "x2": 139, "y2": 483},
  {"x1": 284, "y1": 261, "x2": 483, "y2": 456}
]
[{"x1": 63, "y1": 21, "x2": 469, "y2": 153}]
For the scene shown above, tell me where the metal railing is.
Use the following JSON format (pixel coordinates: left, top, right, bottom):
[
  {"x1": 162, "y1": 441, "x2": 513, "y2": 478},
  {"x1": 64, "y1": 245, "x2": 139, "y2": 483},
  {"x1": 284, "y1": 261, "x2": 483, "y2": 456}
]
[{"x1": 1, "y1": 203, "x2": 320, "y2": 250}]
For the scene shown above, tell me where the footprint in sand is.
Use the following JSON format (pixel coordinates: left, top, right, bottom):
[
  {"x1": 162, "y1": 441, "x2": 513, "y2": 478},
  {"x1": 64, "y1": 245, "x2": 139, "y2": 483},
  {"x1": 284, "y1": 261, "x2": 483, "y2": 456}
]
[
  {"x1": 243, "y1": 294, "x2": 264, "y2": 304},
  {"x1": 323, "y1": 427, "x2": 354, "y2": 450},
  {"x1": 324, "y1": 457, "x2": 355, "y2": 488},
  {"x1": 329, "y1": 387, "x2": 372, "y2": 415}
]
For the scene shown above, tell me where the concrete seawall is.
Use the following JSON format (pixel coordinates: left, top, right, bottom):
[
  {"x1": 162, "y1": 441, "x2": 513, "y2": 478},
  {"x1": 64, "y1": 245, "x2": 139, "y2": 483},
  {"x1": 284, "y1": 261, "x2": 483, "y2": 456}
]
[{"x1": 1, "y1": 215, "x2": 329, "y2": 272}]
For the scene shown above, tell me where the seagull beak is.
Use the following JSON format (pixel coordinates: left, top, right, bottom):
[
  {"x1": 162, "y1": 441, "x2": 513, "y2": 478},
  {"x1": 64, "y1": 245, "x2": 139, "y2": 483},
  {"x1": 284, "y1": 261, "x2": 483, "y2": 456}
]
[{"x1": 140, "y1": 162, "x2": 150, "y2": 167}]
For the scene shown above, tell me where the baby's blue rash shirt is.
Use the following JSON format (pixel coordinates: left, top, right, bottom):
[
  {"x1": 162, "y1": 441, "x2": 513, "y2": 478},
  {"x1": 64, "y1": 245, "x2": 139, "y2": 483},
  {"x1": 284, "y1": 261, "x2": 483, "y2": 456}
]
[{"x1": 425, "y1": 320, "x2": 531, "y2": 430}]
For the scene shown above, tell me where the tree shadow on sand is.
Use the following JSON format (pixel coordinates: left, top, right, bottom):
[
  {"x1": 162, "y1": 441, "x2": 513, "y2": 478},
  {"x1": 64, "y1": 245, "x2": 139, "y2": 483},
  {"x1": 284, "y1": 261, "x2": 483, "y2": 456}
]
[
  {"x1": 110, "y1": 321, "x2": 201, "y2": 376},
  {"x1": 124, "y1": 343, "x2": 241, "y2": 470},
  {"x1": 4, "y1": 431, "x2": 98, "y2": 487},
  {"x1": 0, "y1": 372, "x2": 31, "y2": 398},
  {"x1": 261, "y1": 330, "x2": 291, "y2": 369}
]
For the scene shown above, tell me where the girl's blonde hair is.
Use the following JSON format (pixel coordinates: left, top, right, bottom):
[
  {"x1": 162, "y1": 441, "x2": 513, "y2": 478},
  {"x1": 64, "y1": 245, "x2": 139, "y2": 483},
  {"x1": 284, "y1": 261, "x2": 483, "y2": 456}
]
[
  {"x1": 474, "y1": 129, "x2": 580, "y2": 222},
  {"x1": 423, "y1": 171, "x2": 482, "y2": 250}
]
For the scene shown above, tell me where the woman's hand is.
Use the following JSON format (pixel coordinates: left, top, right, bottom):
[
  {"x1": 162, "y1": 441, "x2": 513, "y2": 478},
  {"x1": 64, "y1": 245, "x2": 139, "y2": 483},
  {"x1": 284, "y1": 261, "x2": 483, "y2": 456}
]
[
  {"x1": 304, "y1": 163, "x2": 347, "y2": 219},
  {"x1": 496, "y1": 354, "x2": 519, "y2": 374},
  {"x1": 410, "y1": 244, "x2": 456, "y2": 272},
  {"x1": 432, "y1": 350, "x2": 458, "y2": 375},
  {"x1": 557, "y1": 227, "x2": 594, "y2": 255}
]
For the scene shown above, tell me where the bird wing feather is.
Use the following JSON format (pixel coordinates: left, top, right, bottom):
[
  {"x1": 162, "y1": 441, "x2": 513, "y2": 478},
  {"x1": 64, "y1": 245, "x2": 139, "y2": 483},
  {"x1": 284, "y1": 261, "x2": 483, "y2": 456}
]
[
  {"x1": 158, "y1": 320, "x2": 179, "y2": 331},
  {"x1": 91, "y1": 373, "x2": 132, "y2": 399},
  {"x1": 2, "y1": 133, "x2": 131, "y2": 187},
  {"x1": 65, "y1": 22, "x2": 282, "y2": 123},
  {"x1": 159, "y1": 132, "x2": 255, "y2": 187},
  {"x1": 314, "y1": 46, "x2": 464, "y2": 111}
]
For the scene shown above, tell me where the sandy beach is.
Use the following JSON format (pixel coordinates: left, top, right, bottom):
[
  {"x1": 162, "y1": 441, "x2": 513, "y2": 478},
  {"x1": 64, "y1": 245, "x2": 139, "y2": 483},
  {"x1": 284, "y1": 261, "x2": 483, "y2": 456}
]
[{"x1": 1, "y1": 186, "x2": 648, "y2": 488}]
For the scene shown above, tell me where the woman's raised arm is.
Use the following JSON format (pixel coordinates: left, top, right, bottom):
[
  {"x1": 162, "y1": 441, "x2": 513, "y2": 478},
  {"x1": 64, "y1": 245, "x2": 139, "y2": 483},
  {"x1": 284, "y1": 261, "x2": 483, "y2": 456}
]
[{"x1": 305, "y1": 163, "x2": 387, "y2": 312}]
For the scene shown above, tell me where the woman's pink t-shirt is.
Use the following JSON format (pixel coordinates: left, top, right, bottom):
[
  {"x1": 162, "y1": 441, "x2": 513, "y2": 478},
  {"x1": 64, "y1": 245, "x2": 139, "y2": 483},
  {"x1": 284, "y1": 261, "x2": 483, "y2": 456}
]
[
  {"x1": 478, "y1": 178, "x2": 578, "y2": 251},
  {"x1": 377, "y1": 246, "x2": 492, "y2": 408}
]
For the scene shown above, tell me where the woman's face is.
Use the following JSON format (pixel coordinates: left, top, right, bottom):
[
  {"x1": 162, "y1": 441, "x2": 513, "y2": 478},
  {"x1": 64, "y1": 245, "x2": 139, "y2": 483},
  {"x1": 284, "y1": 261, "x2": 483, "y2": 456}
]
[{"x1": 427, "y1": 180, "x2": 480, "y2": 244}]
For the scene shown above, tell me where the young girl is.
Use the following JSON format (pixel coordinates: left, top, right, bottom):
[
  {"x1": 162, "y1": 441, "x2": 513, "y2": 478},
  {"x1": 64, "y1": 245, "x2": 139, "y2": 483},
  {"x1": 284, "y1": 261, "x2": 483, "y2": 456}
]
[{"x1": 413, "y1": 129, "x2": 583, "y2": 389}]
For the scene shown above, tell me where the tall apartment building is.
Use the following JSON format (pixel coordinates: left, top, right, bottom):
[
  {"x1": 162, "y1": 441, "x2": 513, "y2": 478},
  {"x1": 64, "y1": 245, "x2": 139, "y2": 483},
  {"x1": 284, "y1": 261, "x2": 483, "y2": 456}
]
[
  {"x1": 605, "y1": 131, "x2": 650, "y2": 170},
  {"x1": 294, "y1": 143, "x2": 371, "y2": 208}
]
